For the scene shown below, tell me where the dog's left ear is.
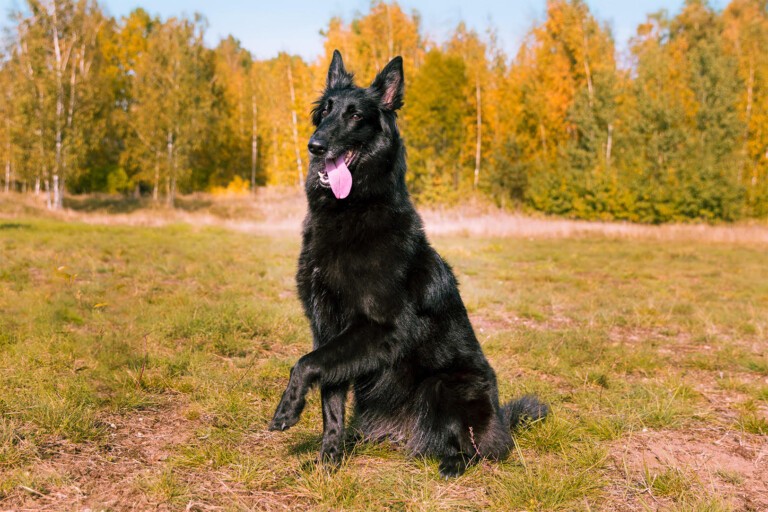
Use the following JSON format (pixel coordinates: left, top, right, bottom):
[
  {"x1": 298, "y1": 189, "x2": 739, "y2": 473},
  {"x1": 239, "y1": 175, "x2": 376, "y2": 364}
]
[
  {"x1": 371, "y1": 56, "x2": 404, "y2": 111},
  {"x1": 327, "y1": 50, "x2": 353, "y2": 89}
]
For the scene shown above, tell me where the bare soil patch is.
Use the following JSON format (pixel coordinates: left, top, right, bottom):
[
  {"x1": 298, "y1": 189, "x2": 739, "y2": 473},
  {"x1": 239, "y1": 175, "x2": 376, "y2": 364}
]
[
  {"x1": 2, "y1": 400, "x2": 194, "y2": 511},
  {"x1": 606, "y1": 427, "x2": 768, "y2": 511}
]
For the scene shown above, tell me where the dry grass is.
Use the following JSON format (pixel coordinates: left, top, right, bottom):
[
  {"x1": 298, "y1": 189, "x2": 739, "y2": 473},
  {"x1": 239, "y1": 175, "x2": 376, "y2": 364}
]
[
  {"x1": 421, "y1": 209, "x2": 768, "y2": 244},
  {"x1": 3, "y1": 190, "x2": 768, "y2": 243}
]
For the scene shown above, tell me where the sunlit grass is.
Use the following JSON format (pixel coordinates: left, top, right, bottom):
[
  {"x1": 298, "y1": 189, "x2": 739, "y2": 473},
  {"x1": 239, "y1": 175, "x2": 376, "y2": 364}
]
[{"x1": 0, "y1": 215, "x2": 766, "y2": 509}]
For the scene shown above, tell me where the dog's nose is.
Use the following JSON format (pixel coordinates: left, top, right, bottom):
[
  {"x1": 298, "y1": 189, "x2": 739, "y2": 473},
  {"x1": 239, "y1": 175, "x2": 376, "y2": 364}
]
[{"x1": 308, "y1": 137, "x2": 327, "y2": 156}]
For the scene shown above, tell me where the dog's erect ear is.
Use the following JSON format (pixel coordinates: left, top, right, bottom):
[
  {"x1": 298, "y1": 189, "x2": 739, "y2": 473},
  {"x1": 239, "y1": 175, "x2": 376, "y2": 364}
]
[
  {"x1": 327, "y1": 50, "x2": 353, "y2": 89},
  {"x1": 371, "y1": 56, "x2": 404, "y2": 111}
]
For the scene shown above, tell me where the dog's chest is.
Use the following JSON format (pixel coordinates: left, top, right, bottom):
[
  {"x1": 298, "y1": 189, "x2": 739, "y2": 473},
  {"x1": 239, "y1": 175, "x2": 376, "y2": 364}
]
[{"x1": 306, "y1": 243, "x2": 404, "y2": 324}]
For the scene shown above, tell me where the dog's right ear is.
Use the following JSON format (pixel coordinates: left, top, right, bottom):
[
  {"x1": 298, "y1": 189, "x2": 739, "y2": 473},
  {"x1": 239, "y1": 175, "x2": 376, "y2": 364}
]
[
  {"x1": 327, "y1": 50, "x2": 353, "y2": 90},
  {"x1": 371, "y1": 56, "x2": 404, "y2": 111}
]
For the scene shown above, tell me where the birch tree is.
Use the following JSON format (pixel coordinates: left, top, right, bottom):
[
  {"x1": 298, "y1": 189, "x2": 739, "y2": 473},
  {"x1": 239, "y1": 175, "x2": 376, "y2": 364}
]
[
  {"x1": 0, "y1": 63, "x2": 15, "y2": 192},
  {"x1": 213, "y1": 36, "x2": 266, "y2": 191},
  {"x1": 723, "y1": 0, "x2": 768, "y2": 215},
  {"x1": 447, "y1": 23, "x2": 488, "y2": 191},
  {"x1": 9, "y1": 0, "x2": 107, "y2": 207},
  {"x1": 131, "y1": 15, "x2": 214, "y2": 205}
]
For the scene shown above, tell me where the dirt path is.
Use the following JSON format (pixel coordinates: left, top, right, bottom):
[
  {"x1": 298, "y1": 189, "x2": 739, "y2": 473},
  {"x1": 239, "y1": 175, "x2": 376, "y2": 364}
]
[{"x1": 4, "y1": 401, "x2": 193, "y2": 511}]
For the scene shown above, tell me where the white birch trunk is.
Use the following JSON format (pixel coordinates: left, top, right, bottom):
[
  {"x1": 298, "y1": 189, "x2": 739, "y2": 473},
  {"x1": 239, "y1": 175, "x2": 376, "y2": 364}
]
[
  {"x1": 4, "y1": 114, "x2": 10, "y2": 193},
  {"x1": 582, "y1": 21, "x2": 594, "y2": 108},
  {"x1": 166, "y1": 131, "x2": 175, "y2": 207},
  {"x1": 474, "y1": 76, "x2": 482, "y2": 191},
  {"x1": 385, "y1": 3, "x2": 394, "y2": 60},
  {"x1": 53, "y1": 174, "x2": 60, "y2": 208},
  {"x1": 52, "y1": 0, "x2": 64, "y2": 210},
  {"x1": 44, "y1": 178, "x2": 51, "y2": 209},
  {"x1": 272, "y1": 125, "x2": 279, "y2": 171},
  {"x1": 251, "y1": 95, "x2": 258, "y2": 193},
  {"x1": 153, "y1": 155, "x2": 160, "y2": 202},
  {"x1": 742, "y1": 59, "x2": 754, "y2": 185},
  {"x1": 287, "y1": 61, "x2": 304, "y2": 187}
]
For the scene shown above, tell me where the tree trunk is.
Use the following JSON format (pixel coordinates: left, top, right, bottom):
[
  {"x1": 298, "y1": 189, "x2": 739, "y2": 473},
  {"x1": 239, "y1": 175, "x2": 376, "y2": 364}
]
[
  {"x1": 582, "y1": 20, "x2": 594, "y2": 108},
  {"x1": 4, "y1": 160, "x2": 10, "y2": 193},
  {"x1": 287, "y1": 60, "x2": 304, "y2": 187},
  {"x1": 473, "y1": 76, "x2": 482, "y2": 190},
  {"x1": 606, "y1": 123, "x2": 613, "y2": 170},
  {"x1": 272, "y1": 125, "x2": 279, "y2": 172},
  {"x1": 454, "y1": 165, "x2": 460, "y2": 191},
  {"x1": 44, "y1": 178, "x2": 51, "y2": 209},
  {"x1": 539, "y1": 123, "x2": 548, "y2": 154},
  {"x1": 153, "y1": 152, "x2": 160, "y2": 201},
  {"x1": 170, "y1": 176, "x2": 176, "y2": 206},
  {"x1": 4, "y1": 114, "x2": 10, "y2": 193},
  {"x1": 251, "y1": 95, "x2": 258, "y2": 194},
  {"x1": 62, "y1": 42, "x2": 79, "y2": 211},
  {"x1": 385, "y1": 2, "x2": 394, "y2": 60},
  {"x1": 53, "y1": 174, "x2": 60, "y2": 209},
  {"x1": 741, "y1": 59, "x2": 755, "y2": 185},
  {"x1": 166, "y1": 131, "x2": 175, "y2": 207},
  {"x1": 35, "y1": 176, "x2": 41, "y2": 196},
  {"x1": 52, "y1": 0, "x2": 65, "y2": 210}
]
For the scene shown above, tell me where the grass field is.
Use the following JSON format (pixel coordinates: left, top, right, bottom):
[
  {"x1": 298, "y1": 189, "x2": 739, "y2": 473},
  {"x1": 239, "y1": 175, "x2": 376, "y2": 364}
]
[{"x1": 1, "y1": 196, "x2": 767, "y2": 510}]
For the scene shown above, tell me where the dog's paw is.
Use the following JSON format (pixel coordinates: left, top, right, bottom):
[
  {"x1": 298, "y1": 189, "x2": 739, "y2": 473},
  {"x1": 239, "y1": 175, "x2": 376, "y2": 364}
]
[
  {"x1": 268, "y1": 407, "x2": 301, "y2": 431},
  {"x1": 268, "y1": 391, "x2": 306, "y2": 432},
  {"x1": 319, "y1": 446, "x2": 343, "y2": 468},
  {"x1": 299, "y1": 455, "x2": 340, "y2": 473},
  {"x1": 438, "y1": 455, "x2": 467, "y2": 479}
]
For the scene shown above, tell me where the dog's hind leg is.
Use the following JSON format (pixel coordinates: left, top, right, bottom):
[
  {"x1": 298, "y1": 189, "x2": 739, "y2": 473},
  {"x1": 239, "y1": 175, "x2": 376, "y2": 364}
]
[
  {"x1": 320, "y1": 382, "x2": 348, "y2": 466},
  {"x1": 410, "y1": 373, "x2": 502, "y2": 478}
]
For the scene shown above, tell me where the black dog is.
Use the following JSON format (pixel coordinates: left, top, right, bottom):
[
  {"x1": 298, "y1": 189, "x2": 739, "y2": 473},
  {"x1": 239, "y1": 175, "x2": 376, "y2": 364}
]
[{"x1": 269, "y1": 50, "x2": 548, "y2": 478}]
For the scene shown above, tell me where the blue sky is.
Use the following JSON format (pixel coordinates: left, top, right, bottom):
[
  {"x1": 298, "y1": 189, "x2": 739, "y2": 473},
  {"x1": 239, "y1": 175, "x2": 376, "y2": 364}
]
[{"x1": 1, "y1": 0, "x2": 726, "y2": 61}]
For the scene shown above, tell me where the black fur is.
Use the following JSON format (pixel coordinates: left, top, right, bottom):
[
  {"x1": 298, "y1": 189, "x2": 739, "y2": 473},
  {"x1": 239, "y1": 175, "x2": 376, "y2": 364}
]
[{"x1": 269, "y1": 50, "x2": 548, "y2": 477}]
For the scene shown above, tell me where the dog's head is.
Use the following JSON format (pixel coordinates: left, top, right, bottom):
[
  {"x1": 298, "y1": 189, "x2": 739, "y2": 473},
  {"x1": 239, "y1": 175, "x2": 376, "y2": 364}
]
[{"x1": 307, "y1": 50, "x2": 405, "y2": 202}]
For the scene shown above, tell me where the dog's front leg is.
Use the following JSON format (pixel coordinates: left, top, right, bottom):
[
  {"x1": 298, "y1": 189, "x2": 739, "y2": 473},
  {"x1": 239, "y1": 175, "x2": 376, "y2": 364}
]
[
  {"x1": 320, "y1": 382, "x2": 348, "y2": 465},
  {"x1": 268, "y1": 361, "x2": 316, "y2": 431},
  {"x1": 269, "y1": 318, "x2": 403, "y2": 431}
]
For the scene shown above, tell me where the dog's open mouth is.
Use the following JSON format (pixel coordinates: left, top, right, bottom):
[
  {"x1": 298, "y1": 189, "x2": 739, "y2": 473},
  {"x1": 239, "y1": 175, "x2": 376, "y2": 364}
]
[{"x1": 318, "y1": 150, "x2": 356, "y2": 199}]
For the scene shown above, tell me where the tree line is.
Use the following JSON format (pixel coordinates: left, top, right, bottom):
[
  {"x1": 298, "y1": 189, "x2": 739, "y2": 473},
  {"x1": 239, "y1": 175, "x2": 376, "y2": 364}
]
[{"x1": 1, "y1": 0, "x2": 767, "y2": 222}]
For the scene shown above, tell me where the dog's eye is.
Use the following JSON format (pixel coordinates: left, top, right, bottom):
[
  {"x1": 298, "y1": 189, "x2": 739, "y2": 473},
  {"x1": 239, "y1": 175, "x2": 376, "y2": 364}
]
[
  {"x1": 321, "y1": 109, "x2": 329, "y2": 118},
  {"x1": 350, "y1": 113, "x2": 362, "y2": 121}
]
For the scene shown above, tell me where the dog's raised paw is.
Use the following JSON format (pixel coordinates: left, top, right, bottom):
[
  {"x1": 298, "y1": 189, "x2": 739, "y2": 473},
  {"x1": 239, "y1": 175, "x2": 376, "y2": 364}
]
[{"x1": 268, "y1": 411, "x2": 299, "y2": 431}]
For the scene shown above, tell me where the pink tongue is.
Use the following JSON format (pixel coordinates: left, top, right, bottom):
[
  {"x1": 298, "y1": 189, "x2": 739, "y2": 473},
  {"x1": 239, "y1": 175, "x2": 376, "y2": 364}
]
[{"x1": 325, "y1": 155, "x2": 353, "y2": 199}]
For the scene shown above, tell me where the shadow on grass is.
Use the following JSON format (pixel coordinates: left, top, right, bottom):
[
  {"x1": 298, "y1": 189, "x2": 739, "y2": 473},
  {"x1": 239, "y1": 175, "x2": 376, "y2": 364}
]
[
  {"x1": 0, "y1": 222, "x2": 31, "y2": 230},
  {"x1": 62, "y1": 195, "x2": 214, "y2": 214},
  {"x1": 64, "y1": 195, "x2": 146, "y2": 213},
  {"x1": 286, "y1": 419, "x2": 376, "y2": 459},
  {"x1": 174, "y1": 196, "x2": 213, "y2": 212},
  {"x1": 287, "y1": 432, "x2": 322, "y2": 456}
]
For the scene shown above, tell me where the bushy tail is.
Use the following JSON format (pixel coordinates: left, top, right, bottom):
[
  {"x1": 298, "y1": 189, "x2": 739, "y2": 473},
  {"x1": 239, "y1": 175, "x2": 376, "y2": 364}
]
[{"x1": 501, "y1": 395, "x2": 549, "y2": 430}]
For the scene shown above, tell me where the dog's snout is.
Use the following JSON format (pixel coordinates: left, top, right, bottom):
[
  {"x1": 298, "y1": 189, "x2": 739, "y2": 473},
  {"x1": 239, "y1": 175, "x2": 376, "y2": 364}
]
[{"x1": 308, "y1": 137, "x2": 327, "y2": 156}]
